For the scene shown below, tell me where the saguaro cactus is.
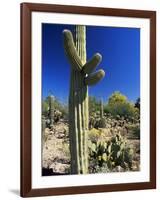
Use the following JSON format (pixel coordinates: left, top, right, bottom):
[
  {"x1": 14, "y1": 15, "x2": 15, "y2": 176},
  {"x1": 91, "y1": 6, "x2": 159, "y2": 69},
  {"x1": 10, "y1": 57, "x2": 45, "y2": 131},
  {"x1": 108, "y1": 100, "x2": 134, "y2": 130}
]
[
  {"x1": 49, "y1": 95, "x2": 55, "y2": 126},
  {"x1": 42, "y1": 115, "x2": 46, "y2": 133},
  {"x1": 100, "y1": 98, "x2": 104, "y2": 118},
  {"x1": 63, "y1": 25, "x2": 105, "y2": 174},
  {"x1": 99, "y1": 98, "x2": 106, "y2": 128}
]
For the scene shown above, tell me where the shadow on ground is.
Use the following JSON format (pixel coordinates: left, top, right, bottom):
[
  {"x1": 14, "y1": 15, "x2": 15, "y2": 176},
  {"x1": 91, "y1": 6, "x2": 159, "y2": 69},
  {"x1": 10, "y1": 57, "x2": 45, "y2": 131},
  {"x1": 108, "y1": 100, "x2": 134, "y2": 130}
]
[{"x1": 42, "y1": 167, "x2": 69, "y2": 176}]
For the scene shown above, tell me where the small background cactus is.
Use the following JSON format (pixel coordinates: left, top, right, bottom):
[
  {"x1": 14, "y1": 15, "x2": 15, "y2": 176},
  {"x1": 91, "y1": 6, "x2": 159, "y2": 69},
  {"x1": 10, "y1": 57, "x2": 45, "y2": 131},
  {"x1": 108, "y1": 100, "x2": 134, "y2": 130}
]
[
  {"x1": 48, "y1": 95, "x2": 55, "y2": 126},
  {"x1": 99, "y1": 98, "x2": 106, "y2": 128}
]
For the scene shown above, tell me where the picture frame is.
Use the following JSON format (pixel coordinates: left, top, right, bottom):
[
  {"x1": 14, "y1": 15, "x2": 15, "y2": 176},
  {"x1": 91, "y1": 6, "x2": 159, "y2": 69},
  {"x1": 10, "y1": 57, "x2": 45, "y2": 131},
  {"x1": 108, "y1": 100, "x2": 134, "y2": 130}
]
[{"x1": 20, "y1": 2, "x2": 156, "y2": 197}]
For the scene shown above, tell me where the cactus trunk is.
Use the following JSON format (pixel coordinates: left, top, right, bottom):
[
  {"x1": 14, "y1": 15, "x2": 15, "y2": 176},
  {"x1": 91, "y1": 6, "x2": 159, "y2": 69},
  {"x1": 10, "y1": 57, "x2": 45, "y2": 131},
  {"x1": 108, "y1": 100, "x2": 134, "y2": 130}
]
[
  {"x1": 63, "y1": 25, "x2": 105, "y2": 174},
  {"x1": 69, "y1": 25, "x2": 88, "y2": 174}
]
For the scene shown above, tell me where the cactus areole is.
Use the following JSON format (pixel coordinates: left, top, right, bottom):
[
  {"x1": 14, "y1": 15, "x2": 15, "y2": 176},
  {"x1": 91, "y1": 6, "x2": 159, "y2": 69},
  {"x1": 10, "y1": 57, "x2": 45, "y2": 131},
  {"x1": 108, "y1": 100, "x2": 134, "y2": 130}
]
[{"x1": 63, "y1": 25, "x2": 105, "y2": 174}]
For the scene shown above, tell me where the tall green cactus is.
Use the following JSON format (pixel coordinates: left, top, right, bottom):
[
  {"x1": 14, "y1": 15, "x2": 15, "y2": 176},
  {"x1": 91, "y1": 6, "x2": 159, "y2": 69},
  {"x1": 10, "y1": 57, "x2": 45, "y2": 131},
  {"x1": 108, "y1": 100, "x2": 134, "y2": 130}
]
[
  {"x1": 63, "y1": 25, "x2": 105, "y2": 174},
  {"x1": 42, "y1": 115, "x2": 46, "y2": 133},
  {"x1": 99, "y1": 98, "x2": 106, "y2": 128},
  {"x1": 100, "y1": 98, "x2": 104, "y2": 118},
  {"x1": 49, "y1": 95, "x2": 54, "y2": 126}
]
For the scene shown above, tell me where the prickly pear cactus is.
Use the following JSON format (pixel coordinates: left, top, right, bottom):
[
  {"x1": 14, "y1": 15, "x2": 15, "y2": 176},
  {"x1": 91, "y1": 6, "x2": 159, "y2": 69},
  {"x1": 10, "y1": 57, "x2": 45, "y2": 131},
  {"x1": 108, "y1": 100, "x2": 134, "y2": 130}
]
[
  {"x1": 88, "y1": 133, "x2": 134, "y2": 172},
  {"x1": 63, "y1": 25, "x2": 105, "y2": 174}
]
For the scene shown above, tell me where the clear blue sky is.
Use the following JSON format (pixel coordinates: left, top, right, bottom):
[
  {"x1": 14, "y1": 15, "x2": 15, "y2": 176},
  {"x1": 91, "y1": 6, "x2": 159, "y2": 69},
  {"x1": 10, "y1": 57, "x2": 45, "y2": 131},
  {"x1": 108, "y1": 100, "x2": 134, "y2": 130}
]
[{"x1": 42, "y1": 23, "x2": 140, "y2": 104}]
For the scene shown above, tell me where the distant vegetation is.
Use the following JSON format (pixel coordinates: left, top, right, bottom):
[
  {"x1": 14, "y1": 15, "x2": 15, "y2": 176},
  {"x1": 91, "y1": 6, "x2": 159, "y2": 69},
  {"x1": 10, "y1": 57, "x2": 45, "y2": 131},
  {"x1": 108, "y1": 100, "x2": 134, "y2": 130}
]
[
  {"x1": 90, "y1": 91, "x2": 140, "y2": 121},
  {"x1": 42, "y1": 96, "x2": 68, "y2": 119},
  {"x1": 43, "y1": 91, "x2": 140, "y2": 122}
]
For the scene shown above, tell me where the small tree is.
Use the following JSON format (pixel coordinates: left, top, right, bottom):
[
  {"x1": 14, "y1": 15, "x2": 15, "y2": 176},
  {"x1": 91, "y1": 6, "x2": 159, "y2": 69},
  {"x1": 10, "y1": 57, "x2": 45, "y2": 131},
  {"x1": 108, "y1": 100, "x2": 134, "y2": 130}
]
[
  {"x1": 108, "y1": 91, "x2": 127, "y2": 105},
  {"x1": 105, "y1": 91, "x2": 138, "y2": 120}
]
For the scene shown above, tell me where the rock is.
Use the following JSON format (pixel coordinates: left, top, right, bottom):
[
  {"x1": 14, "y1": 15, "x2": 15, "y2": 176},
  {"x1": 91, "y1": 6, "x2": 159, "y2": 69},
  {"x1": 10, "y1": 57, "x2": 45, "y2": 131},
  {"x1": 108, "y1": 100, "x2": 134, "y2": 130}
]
[
  {"x1": 49, "y1": 131, "x2": 54, "y2": 135},
  {"x1": 106, "y1": 123, "x2": 111, "y2": 128},
  {"x1": 49, "y1": 162, "x2": 70, "y2": 174},
  {"x1": 103, "y1": 128, "x2": 111, "y2": 136},
  {"x1": 112, "y1": 165, "x2": 125, "y2": 172},
  {"x1": 131, "y1": 161, "x2": 140, "y2": 171},
  {"x1": 42, "y1": 127, "x2": 70, "y2": 173},
  {"x1": 53, "y1": 122, "x2": 69, "y2": 138}
]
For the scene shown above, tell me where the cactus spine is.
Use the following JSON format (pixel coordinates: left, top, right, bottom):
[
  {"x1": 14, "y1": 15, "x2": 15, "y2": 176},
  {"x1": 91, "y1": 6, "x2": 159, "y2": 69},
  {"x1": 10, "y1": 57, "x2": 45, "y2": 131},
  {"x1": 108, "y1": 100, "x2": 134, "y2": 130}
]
[{"x1": 63, "y1": 25, "x2": 105, "y2": 174}]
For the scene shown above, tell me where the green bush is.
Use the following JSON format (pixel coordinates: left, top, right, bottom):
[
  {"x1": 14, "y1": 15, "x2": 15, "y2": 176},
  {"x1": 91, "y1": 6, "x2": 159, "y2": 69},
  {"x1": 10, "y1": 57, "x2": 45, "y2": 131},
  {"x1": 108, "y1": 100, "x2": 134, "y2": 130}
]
[
  {"x1": 88, "y1": 128, "x2": 103, "y2": 143},
  {"x1": 42, "y1": 100, "x2": 49, "y2": 117},
  {"x1": 126, "y1": 123, "x2": 140, "y2": 139},
  {"x1": 104, "y1": 92, "x2": 139, "y2": 120},
  {"x1": 89, "y1": 96, "x2": 100, "y2": 116},
  {"x1": 42, "y1": 95, "x2": 68, "y2": 118}
]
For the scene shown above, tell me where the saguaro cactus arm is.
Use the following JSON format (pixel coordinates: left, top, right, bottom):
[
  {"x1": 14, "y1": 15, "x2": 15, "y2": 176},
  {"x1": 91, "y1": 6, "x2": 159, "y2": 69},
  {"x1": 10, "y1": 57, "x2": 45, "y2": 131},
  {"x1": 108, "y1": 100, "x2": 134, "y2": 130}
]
[
  {"x1": 85, "y1": 69, "x2": 105, "y2": 86},
  {"x1": 82, "y1": 53, "x2": 102, "y2": 74},
  {"x1": 63, "y1": 29, "x2": 105, "y2": 85},
  {"x1": 63, "y1": 30, "x2": 82, "y2": 71}
]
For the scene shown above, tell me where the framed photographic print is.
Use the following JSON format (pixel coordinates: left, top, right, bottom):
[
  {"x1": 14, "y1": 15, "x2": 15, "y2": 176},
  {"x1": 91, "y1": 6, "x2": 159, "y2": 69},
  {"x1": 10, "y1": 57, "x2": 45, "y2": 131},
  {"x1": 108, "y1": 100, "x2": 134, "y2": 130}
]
[{"x1": 20, "y1": 3, "x2": 156, "y2": 197}]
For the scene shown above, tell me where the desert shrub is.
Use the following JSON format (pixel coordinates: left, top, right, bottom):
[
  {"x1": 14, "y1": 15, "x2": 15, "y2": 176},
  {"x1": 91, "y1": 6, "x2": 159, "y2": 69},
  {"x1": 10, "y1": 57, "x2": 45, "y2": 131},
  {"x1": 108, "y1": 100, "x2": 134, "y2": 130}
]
[
  {"x1": 89, "y1": 96, "x2": 100, "y2": 116},
  {"x1": 88, "y1": 134, "x2": 135, "y2": 173},
  {"x1": 89, "y1": 161, "x2": 110, "y2": 173},
  {"x1": 126, "y1": 123, "x2": 140, "y2": 139},
  {"x1": 42, "y1": 100, "x2": 49, "y2": 117},
  {"x1": 93, "y1": 117, "x2": 107, "y2": 129},
  {"x1": 133, "y1": 124, "x2": 140, "y2": 138},
  {"x1": 98, "y1": 117, "x2": 106, "y2": 128},
  {"x1": 89, "y1": 116, "x2": 96, "y2": 129},
  {"x1": 88, "y1": 128, "x2": 103, "y2": 143},
  {"x1": 43, "y1": 95, "x2": 68, "y2": 119},
  {"x1": 107, "y1": 102, "x2": 138, "y2": 119},
  {"x1": 104, "y1": 92, "x2": 139, "y2": 121},
  {"x1": 108, "y1": 91, "x2": 127, "y2": 104}
]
